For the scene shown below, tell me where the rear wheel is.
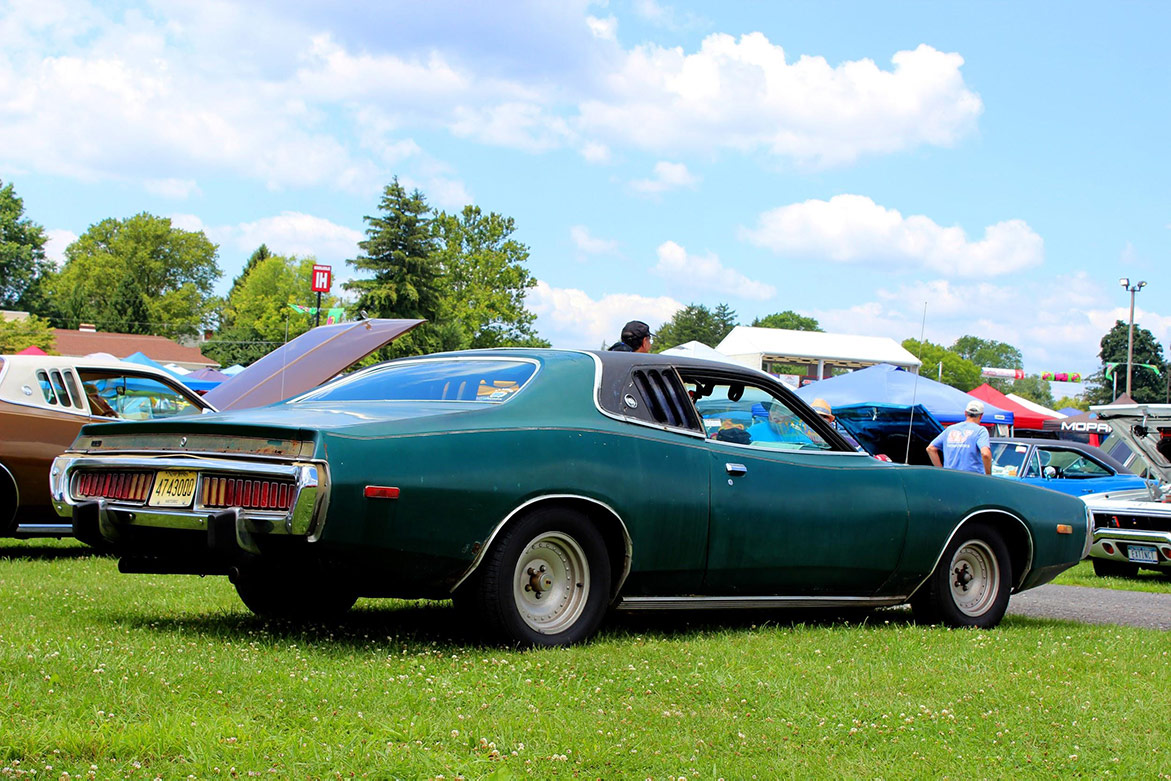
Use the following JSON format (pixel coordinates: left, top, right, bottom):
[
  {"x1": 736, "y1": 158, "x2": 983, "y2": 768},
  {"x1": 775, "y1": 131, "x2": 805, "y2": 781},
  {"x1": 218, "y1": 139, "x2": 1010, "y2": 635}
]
[
  {"x1": 233, "y1": 566, "x2": 357, "y2": 622},
  {"x1": 1091, "y1": 558, "x2": 1140, "y2": 578},
  {"x1": 467, "y1": 508, "x2": 611, "y2": 646},
  {"x1": 912, "y1": 522, "x2": 1011, "y2": 629}
]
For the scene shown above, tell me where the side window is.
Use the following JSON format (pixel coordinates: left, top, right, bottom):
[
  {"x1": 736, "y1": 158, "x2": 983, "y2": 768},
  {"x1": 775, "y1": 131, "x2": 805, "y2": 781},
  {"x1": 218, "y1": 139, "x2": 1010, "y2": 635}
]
[
  {"x1": 77, "y1": 371, "x2": 203, "y2": 420},
  {"x1": 990, "y1": 442, "x2": 1028, "y2": 477},
  {"x1": 1021, "y1": 448, "x2": 1044, "y2": 478},
  {"x1": 35, "y1": 369, "x2": 59, "y2": 405},
  {"x1": 682, "y1": 375, "x2": 833, "y2": 451},
  {"x1": 621, "y1": 367, "x2": 700, "y2": 431},
  {"x1": 62, "y1": 370, "x2": 84, "y2": 409},
  {"x1": 1040, "y1": 448, "x2": 1109, "y2": 478},
  {"x1": 49, "y1": 370, "x2": 75, "y2": 408}
]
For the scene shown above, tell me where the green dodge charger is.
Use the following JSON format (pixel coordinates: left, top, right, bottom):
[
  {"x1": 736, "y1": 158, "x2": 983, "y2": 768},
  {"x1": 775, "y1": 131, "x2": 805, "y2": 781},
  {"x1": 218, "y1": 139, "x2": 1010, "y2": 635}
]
[{"x1": 52, "y1": 348, "x2": 1091, "y2": 646}]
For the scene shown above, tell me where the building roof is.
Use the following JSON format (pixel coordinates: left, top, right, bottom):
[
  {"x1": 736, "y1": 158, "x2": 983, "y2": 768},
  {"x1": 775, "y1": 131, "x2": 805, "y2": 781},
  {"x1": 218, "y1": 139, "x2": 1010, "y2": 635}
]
[
  {"x1": 716, "y1": 326, "x2": 922, "y2": 370},
  {"x1": 50, "y1": 329, "x2": 217, "y2": 369}
]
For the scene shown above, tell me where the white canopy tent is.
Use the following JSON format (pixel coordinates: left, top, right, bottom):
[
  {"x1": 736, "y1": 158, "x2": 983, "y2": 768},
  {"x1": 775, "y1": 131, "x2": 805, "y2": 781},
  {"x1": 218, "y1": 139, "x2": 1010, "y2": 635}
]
[
  {"x1": 658, "y1": 340, "x2": 738, "y2": 364},
  {"x1": 716, "y1": 326, "x2": 921, "y2": 380},
  {"x1": 1006, "y1": 393, "x2": 1066, "y2": 419}
]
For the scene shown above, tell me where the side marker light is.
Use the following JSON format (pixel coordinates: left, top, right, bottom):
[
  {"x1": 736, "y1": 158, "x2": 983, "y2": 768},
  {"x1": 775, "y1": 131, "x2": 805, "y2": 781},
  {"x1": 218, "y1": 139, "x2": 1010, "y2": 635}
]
[
  {"x1": 364, "y1": 486, "x2": 400, "y2": 500},
  {"x1": 1056, "y1": 524, "x2": 1072, "y2": 534}
]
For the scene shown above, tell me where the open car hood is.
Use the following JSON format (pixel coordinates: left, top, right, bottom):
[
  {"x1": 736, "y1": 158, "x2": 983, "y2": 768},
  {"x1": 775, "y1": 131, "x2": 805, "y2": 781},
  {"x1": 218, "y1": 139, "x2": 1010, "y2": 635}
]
[
  {"x1": 202, "y1": 318, "x2": 423, "y2": 410},
  {"x1": 832, "y1": 403, "x2": 945, "y2": 465},
  {"x1": 1090, "y1": 403, "x2": 1171, "y2": 484}
]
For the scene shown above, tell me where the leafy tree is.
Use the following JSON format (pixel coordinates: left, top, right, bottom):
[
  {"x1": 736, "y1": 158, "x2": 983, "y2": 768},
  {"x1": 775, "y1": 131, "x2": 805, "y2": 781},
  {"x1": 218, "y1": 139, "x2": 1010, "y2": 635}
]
[
  {"x1": 48, "y1": 213, "x2": 220, "y2": 340},
  {"x1": 345, "y1": 178, "x2": 443, "y2": 357},
  {"x1": 902, "y1": 338, "x2": 982, "y2": 391},
  {"x1": 1009, "y1": 375, "x2": 1055, "y2": 408},
  {"x1": 951, "y1": 335, "x2": 1023, "y2": 392},
  {"x1": 0, "y1": 314, "x2": 56, "y2": 353},
  {"x1": 229, "y1": 244, "x2": 273, "y2": 299},
  {"x1": 653, "y1": 303, "x2": 738, "y2": 352},
  {"x1": 0, "y1": 179, "x2": 54, "y2": 314},
  {"x1": 204, "y1": 254, "x2": 339, "y2": 367},
  {"x1": 1053, "y1": 395, "x2": 1089, "y2": 412},
  {"x1": 1085, "y1": 320, "x2": 1168, "y2": 404},
  {"x1": 433, "y1": 206, "x2": 548, "y2": 349},
  {"x1": 751, "y1": 310, "x2": 822, "y2": 331}
]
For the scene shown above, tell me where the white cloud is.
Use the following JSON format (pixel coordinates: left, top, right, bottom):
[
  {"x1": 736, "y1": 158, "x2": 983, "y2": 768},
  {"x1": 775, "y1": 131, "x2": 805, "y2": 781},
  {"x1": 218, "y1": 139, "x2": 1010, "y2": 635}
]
[
  {"x1": 579, "y1": 36, "x2": 982, "y2": 166},
  {"x1": 586, "y1": 15, "x2": 617, "y2": 41},
  {"x1": 742, "y1": 194, "x2": 1043, "y2": 276},
  {"x1": 630, "y1": 161, "x2": 699, "y2": 194},
  {"x1": 570, "y1": 225, "x2": 619, "y2": 255},
  {"x1": 652, "y1": 240, "x2": 775, "y2": 301},
  {"x1": 579, "y1": 141, "x2": 612, "y2": 163},
  {"x1": 43, "y1": 228, "x2": 78, "y2": 266},
  {"x1": 811, "y1": 272, "x2": 1171, "y2": 380},
  {"x1": 527, "y1": 280, "x2": 682, "y2": 348},
  {"x1": 144, "y1": 178, "x2": 202, "y2": 199}
]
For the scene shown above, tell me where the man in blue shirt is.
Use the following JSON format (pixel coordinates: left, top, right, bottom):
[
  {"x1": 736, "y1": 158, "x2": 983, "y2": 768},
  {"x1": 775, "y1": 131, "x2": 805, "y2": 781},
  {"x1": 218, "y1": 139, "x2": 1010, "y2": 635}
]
[{"x1": 926, "y1": 400, "x2": 992, "y2": 475}]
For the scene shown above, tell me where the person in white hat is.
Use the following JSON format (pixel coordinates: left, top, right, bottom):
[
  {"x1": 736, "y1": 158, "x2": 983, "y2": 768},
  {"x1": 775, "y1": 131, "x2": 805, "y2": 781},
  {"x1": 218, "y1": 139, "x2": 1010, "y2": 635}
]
[{"x1": 926, "y1": 399, "x2": 992, "y2": 475}]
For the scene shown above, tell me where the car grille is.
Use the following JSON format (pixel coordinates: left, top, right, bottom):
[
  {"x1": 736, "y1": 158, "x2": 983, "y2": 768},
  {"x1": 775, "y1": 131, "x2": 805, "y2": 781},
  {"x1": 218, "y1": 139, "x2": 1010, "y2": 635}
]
[
  {"x1": 1093, "y1": 512, "x2": 1171, "y2": 534},
  {"x1": 201, "y1": 476, "x2": 296, "y2": 512},
  {"x1": 73, "y1": 470, "x2": 154, "y2": 503}
]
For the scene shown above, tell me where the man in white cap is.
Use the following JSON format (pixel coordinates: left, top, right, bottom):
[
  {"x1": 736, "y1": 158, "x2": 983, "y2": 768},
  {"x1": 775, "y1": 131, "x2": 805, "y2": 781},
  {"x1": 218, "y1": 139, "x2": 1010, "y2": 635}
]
[{"x1": 926, "y1": 399, "x2": 992, "y2": 475}]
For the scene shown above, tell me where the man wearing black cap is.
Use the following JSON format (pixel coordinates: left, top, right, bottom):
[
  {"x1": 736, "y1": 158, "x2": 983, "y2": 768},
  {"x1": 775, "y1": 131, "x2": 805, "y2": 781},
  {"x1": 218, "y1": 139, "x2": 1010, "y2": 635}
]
[{"x1": 609, "y1": 320, "x2": 653, "y2": 352}]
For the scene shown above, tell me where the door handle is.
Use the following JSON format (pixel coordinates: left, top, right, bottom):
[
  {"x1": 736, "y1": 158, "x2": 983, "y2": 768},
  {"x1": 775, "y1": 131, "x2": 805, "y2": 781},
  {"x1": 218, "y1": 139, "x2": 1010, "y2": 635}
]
[{"x1": 725, "y1": 462, "x2": 747, "y2": 477}]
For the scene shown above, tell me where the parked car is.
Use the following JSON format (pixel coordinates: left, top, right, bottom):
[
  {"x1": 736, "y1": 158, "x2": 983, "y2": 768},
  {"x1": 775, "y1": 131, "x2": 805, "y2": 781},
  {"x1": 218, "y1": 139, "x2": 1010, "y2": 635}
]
[
  {"x1": 0, "y1": 354, "x2": 212, "y2": 536},
  {"x1": 51, "y1": 349, "x2": 1091, "y2": 645},
  {"x1": 0, "y1": 319, "x2": 420, "y2": 538},
  {"x1": 988, "y1": 437, "x2": 1147, "y2": 496},
  {"x1": 1081, "y1": 403, "x2": 1171, "y2": 578}
]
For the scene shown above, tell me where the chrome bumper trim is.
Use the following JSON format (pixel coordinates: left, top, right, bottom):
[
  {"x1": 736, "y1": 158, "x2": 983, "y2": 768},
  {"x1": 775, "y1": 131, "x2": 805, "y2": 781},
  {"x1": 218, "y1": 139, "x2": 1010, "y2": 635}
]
[
  {"x1": 13, "y1": 523, "x2": 73, "y2": 536},
  {"x1": 1092, "y1": 528, "x2": 1171, "y2": 546},
  {"x1": 50, "y1": 453, "x2": 328, "y2": 543},
  {"x1": 615, "y1": 595, "x2": 907, "y2": 611}
]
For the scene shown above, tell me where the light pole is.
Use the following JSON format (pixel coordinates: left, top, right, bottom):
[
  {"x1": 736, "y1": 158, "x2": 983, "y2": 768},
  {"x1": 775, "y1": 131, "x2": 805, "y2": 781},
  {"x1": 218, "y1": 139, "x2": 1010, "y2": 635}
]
[{"x1": 1119, "y1": 277, "x2": 1147, "y2": 398}]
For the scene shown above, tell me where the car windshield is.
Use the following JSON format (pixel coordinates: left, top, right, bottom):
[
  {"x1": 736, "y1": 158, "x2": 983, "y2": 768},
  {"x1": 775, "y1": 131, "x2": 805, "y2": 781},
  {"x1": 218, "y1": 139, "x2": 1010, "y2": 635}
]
[
  {"x1": 295, "y1": 359, "x2": 537, "y2": 403},
  {"x1": 990, "y1": 442, "x2": 1030, "y2": 477}
]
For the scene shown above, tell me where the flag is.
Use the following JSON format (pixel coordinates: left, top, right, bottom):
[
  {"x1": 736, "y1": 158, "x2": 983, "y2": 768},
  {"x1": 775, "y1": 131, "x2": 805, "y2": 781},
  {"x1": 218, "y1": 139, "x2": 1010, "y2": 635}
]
[{"x1": 325, "y1": 307, "x2": 345, "y2": 325}]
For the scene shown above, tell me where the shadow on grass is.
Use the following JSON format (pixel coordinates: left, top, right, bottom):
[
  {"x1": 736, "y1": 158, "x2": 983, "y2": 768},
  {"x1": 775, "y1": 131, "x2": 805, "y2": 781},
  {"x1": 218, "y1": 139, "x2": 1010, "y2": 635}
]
[
  {"x1": 113, "y1": 600, "x2": 918, "y2": 653},
  {"x1": 0, "y1": 540, "x2": 110, "y2": 562}
]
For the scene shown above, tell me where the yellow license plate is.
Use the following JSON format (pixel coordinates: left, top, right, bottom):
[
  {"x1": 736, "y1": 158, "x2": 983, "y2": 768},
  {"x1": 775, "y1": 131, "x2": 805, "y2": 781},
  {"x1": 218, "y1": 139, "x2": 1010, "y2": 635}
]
[{"x1": 148, "y1": 471, "x2": 198, "y2": 507}]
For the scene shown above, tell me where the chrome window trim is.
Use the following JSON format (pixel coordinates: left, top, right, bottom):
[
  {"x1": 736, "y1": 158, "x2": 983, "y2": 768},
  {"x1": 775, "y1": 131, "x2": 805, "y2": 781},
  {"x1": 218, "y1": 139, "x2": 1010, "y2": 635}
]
[
  {"x1": 449, "y1": 492, "x2": 633, "y2": 598},
  {"x1": 907, "y1": 508, "x2": 1035, "y2": 597}
]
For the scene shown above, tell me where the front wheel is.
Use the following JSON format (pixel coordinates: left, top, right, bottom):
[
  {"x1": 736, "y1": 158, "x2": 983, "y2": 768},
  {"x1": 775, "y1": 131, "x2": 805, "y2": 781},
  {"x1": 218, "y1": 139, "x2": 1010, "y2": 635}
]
[
  {"x1": 911, "y1": 522, "x2": 1011, "y2": 629},
  {"x1": 1091, "y1": 558, "x2": 1139, "y2": 578},
  {"x1": 467, "y1": 508, "x2": 611, "y2": 646}
]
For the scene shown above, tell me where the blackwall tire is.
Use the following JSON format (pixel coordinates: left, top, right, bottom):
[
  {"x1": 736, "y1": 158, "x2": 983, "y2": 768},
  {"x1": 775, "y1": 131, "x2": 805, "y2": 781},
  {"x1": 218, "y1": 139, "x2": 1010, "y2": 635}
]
[
  {"x1": 474, "y1": 507, "x2": 611, "y2": 647},
  {"x1": 234, "y1": 567, "x2": 356, "y2": 622},
  {"x1": 912, "y1": 522, "x2": 1012, "y2": 629}
]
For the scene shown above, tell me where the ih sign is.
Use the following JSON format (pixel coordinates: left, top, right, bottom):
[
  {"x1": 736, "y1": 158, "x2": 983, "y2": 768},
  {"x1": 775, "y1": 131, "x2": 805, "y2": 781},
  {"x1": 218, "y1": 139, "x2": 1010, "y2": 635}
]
[{"x1": 311, "y1": 264, "x2": 332, "y2": 293}]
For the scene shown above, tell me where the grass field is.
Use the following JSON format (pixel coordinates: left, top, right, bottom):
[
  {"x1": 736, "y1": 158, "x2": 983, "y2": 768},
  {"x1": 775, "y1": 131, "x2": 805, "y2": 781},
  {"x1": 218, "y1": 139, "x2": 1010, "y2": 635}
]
[{"x1": 2, "y1": 539, "x2": 1169, "y2": 779}]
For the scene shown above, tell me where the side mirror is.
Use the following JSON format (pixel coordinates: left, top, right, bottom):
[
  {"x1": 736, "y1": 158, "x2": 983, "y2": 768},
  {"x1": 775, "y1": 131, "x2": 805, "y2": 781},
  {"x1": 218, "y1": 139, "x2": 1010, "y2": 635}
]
[{"x1": 1043, "y1": 466, "x2": 1058, "y2": 479}]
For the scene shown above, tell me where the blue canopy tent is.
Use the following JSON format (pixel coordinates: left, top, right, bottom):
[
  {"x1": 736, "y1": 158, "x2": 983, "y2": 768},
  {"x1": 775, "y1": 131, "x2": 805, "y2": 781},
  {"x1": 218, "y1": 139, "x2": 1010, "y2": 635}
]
[
  {"x1": 121, "y1": 351, "x2": 221, "y2": 393},
  {"x1": 794, "y1": 363, "x2": 1013, "y2": 428}
]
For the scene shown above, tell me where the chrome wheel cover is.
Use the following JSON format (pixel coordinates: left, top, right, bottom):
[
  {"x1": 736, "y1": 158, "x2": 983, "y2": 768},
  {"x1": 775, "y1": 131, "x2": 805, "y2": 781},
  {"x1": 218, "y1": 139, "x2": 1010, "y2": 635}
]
[
  {"x1": 512, "y1": 531, "x2": 590, "y2": 634},
  {"x1": 949, "y1": 539, "x2": 1000, "y2": 617}
]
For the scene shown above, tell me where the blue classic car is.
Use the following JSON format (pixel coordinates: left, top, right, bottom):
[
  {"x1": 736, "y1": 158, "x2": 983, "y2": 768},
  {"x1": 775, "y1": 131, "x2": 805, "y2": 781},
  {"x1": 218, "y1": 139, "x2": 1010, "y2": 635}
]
[{"x1": 989, "y1": 437, "x2": 1148, "y2": 496}]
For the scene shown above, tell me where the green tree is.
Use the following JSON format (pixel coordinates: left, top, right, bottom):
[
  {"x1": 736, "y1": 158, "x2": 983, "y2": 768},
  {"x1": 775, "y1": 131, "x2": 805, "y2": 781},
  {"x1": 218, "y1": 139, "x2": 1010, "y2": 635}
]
[
  {"x1": 204, "y1": 254, "x2": 339, "y2": 367},
  {"x1": 951, "y1": 335, "x2": 1023, "y2": 392},
  {"x1": 344, "y1": 178, "x2": 443, "y2": 357},
  {"x1": 1009, "y1": 375, "x2": 1055, "y2": 408},
  {"x1": 0, "y1": 179, "x2": 54, "y2": 314},
  {"x1": 0, "y1": 314, "x2": 56, "y2": 353},
  {"x1": 652, "y1": 303, "x2": 738, "y2": 352},
  {"x1": 433, "y1": 206, "x2": 548, "y2": 349},
  {"x1": 229, "y1": 244, "x2": 273, "y2": 300},
  {"x1": 751, "y1": 310, "x2": 822, "y2": 331},
  {"x1": 1054, "y1": 396, "x2": 1088, "y2": 412},
  {"x1": 902, "y1": 338, "x2": 982, "y2": 391},
  {"x1": 48, "y1": 213, "x2": 220, "y2": 340},
  {"x1": 1085, "y1": 320, "x2": 1168, "y2": 404}
]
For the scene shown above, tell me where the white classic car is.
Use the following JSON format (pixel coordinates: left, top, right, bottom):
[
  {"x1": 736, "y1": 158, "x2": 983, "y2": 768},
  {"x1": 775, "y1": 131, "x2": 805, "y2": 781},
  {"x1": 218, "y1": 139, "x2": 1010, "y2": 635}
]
[{"x1": 1081, "y1": 403, "x2": 1171, "y2": 577}]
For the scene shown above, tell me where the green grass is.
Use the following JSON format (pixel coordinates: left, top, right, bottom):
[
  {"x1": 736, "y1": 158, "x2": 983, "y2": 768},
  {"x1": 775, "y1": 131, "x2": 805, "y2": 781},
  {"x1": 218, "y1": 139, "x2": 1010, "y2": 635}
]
[
  {"x1": 1053, "y1": 560, "x2": 1171, "y2": 593},
  {"x1": 2, "y1": 540, "x2": 1169, "y2": 779}
]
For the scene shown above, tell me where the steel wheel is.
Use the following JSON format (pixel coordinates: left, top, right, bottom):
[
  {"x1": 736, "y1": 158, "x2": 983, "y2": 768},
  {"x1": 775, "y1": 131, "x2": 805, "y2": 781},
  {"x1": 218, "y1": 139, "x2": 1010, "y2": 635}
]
[
  {"x1": 512, "y1": 531, "x2": 591, "y2": 634},
  {"x1": 948, "y1": 539, "x2": 1000, "y2": 617}
]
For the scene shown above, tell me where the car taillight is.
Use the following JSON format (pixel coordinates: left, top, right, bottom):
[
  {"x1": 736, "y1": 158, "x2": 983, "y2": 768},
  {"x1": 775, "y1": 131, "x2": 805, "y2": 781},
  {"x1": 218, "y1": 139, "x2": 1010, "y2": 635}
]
[
  {"x1": 74, "y1": 471, "x2": 153, "y2": 503},
  {"x1": 201, "y1": 476, "x2": 296, "y2": 511}
]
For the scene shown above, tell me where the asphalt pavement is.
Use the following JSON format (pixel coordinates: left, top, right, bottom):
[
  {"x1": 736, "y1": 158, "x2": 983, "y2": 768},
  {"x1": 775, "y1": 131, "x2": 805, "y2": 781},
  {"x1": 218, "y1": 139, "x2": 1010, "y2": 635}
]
[{"x1": 1007, "y1": 583, "x2": 1171, "y2": 630}]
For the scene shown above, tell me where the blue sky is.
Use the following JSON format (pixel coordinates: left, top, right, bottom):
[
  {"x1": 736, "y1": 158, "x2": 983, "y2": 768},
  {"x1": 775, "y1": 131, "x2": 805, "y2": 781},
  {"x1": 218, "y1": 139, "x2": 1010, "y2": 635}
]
[{"x1": 2, "y1": 1, "x2": 1169, "y2": 394}]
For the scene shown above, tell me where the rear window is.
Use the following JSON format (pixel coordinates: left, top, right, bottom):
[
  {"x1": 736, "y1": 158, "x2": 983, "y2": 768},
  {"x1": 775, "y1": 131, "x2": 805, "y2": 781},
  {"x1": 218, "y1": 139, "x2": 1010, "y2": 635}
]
[{"x1": 296, "y1": 359, "x2": 538, "y2": 403}]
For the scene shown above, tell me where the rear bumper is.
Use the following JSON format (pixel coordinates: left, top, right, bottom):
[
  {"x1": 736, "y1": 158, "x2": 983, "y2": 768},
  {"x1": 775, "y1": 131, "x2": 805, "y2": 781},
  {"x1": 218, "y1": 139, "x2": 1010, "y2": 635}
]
[
  {"x1": 51, "y1": 453, "x2": 328, "y2": 555},
  {"x1": 1090, "y1": 527, "x2": 1171, "y2": 568}
]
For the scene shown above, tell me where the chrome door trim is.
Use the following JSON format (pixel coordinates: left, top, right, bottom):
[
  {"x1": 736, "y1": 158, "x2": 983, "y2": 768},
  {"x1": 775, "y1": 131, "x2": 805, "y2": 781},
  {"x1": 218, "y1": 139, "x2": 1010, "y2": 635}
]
[{"x1": 615, "y1": 595, "x2": 907, "y2": 611}]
